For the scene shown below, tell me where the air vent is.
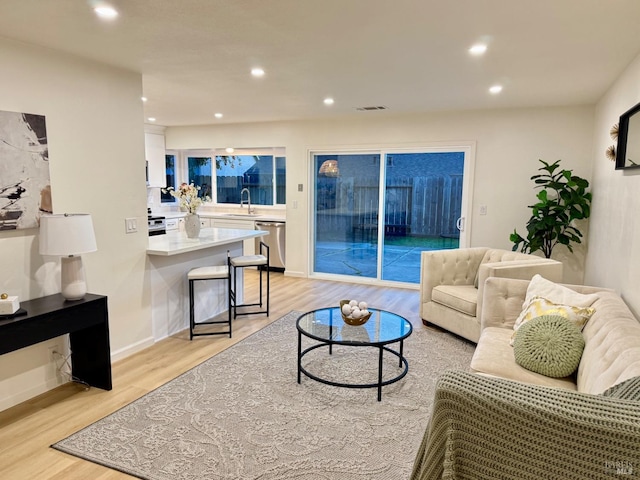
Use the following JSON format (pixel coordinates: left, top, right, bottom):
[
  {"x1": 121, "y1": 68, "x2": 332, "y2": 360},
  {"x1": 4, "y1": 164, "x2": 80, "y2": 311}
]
[{"x1": 355, "y1": 106, "x2": 388, "y2": 111}]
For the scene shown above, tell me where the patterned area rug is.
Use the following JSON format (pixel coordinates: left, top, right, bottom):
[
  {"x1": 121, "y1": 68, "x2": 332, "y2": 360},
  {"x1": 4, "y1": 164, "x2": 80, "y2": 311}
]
[{"x1": 52, "y1": 311, "x2": 474, "y2": 479}]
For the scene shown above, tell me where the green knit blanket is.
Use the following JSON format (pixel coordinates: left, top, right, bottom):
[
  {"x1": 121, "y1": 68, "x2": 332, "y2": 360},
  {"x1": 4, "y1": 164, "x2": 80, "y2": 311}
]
[{"x1": 411, "y1": 371, "x2": 640, "y2": 480}]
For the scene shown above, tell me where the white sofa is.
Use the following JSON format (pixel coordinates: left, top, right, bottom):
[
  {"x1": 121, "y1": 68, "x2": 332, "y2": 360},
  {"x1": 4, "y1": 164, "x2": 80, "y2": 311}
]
[
  {"x1": 412, "y1": 276, "x2": 640, "y2": 480},
  {"x1": 471, "y1": 276, "x2": 640, "y2": 391},
  {"x1": 420, "y1": 247, "x2": 563, "y2": 343}
]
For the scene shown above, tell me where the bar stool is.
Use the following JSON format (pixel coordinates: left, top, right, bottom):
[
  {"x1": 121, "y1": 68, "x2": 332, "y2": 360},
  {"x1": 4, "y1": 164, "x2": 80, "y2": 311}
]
[
  {"x1": 187, "y1": 264, "x2": 232, "y2": 340},
  {"x1": 229, "y1": 241, "x2": 270, "y2": 318}
]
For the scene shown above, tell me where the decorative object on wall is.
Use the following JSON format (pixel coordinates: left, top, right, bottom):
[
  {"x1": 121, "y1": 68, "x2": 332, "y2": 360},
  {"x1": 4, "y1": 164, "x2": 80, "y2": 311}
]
[
  {"x1": 0, "y1": 110, "x2": 52, "y2": 230},
  {"x1": 39, "y1": 213, "x2": 98, "y2": 301},
  {"x1": 606, "y1": 123, "x2": 619, "y2": 161},
  {"x1": 510, "y1": 159, "x2": 592, "y2": 258},
  {"x1": 606, "y1": 145, "x2": 616, "y2": 161},
  {"x1": 615, "y1": 101, "x2": 640, "y2": 169}
]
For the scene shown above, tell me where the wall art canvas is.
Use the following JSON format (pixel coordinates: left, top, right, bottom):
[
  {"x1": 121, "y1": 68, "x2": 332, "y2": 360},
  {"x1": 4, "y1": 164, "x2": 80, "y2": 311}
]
[{"x1": 0, "y1": 109, "x2": 52, "y2": 230}]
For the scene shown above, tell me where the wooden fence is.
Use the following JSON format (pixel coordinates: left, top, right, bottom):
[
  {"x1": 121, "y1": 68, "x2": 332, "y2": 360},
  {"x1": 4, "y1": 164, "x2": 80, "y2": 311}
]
[{"x1": 316, "y1": 174, "x2": 462, "y2": 239}]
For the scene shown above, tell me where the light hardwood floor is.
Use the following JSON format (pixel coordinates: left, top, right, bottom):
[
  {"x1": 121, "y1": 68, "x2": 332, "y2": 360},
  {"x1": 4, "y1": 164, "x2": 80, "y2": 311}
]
[{"x1": 0, "y1": 272, "x2": 424, "y2": 479}]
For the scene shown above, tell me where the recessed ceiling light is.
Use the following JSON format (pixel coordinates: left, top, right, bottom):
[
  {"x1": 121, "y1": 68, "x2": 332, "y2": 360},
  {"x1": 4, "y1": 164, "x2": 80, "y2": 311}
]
[
  {"x1": 251, "y1": 68, "x2": 265, "y2": 77},
  {"x1": 489, "y1": 85, "x2": 503, "y2": 94},
  {"x1": 469, "y1": 44, "x2": 487, "y2": 56},
  {"x1": 324, "y1": 98, "x2": 334, "y2": 105},
  {"x1": 225, "y1": 147, "x2": 235, "y2": 154},
  {"x1": 147, "y1": 117, "x2": 156, "y2": 122},
  {"x1": 94, "y1": 5, "x2": 118, "y2": 19},
  {"x1": 141, "y1": 96, "x2": 147, "y2": 102},
  {"x1": 214, "y1": 113, "x2": 223, "y2": 119}
]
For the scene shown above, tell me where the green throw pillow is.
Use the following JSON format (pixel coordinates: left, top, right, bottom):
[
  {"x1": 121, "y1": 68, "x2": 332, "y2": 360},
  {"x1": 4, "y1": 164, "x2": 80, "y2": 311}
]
[
  {"x1": 513, "y1": 315, "x2": 585, "y2": 378},
  {"x1": 601, "y1": 376, "x2": 640, "y2": 401}
]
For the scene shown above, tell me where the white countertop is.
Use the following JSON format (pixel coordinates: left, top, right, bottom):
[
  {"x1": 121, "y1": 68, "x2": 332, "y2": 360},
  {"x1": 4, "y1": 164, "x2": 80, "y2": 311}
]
[{"x1": 147, "y1": 227, "x2": 267, "y2": 256}]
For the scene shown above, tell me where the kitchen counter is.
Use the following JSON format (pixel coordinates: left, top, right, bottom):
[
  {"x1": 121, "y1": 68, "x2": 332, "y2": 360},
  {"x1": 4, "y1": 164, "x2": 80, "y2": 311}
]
[
  {"x1": 146, "y1": 227, "x2": 267, "y2": 341},
  {"x1": 147, "y1": 227, "x2": 266, "y2": 256}
]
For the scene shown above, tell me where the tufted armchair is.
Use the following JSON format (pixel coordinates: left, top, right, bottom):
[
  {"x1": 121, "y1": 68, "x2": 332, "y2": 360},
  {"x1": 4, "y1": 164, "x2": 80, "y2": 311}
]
[{"x1": 420, "y1": 247, "x2": 563, "y2": 343}]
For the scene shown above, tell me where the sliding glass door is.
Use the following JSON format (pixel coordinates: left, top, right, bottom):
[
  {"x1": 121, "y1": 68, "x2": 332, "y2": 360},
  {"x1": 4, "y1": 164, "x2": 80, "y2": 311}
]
[
  {"x1": 312, "y1": 147, "x2": 470, "y2": 285},
  {"x1": 314, "y1": 153, "x2": 380, "y2": 278}
]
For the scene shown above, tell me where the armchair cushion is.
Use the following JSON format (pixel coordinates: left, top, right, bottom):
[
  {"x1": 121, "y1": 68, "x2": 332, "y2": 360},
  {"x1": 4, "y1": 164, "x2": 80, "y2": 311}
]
[
  {"x1": 513, "y1": 315, "x2": 585, "y2": 378},
  {"x1": 431, "y1": 285, "x2": 478, "y2": 316}
]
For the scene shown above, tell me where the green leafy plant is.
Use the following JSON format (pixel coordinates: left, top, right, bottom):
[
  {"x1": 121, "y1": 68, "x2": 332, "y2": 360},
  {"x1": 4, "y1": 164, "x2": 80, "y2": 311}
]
[{"x1": 510, "y1": 159, "x2": 592, "y2": 258}]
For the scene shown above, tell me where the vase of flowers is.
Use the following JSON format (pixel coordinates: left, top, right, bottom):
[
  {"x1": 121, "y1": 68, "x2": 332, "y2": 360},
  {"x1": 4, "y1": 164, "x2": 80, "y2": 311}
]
[{"x1": 162, "y1": 183, "x2": 210, "y2": 238}]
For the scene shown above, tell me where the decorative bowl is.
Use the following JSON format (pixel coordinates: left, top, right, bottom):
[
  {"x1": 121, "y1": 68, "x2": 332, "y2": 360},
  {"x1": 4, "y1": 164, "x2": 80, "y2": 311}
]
[{"x1": 339, "y1": 299, "x2": 372, "y2": 326}]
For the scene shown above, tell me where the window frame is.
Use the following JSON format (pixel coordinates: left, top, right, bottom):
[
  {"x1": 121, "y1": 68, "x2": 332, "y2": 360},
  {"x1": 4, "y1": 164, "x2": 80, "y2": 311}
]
[{"x1": 161, "y1": 147, "x2": 286, "y2": 207}]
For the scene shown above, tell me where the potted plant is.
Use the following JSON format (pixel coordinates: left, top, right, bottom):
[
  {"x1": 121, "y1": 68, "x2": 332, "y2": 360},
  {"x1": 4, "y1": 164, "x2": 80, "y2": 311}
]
[{"x1": 510, "y1": 159, "x2": 592, "y2": 259}]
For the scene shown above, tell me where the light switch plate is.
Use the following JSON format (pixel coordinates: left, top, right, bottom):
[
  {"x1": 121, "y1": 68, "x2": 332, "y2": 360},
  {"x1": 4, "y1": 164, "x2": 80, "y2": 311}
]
[{"x1": 125, "y1": 217, "x2": 138, "y2": 233}]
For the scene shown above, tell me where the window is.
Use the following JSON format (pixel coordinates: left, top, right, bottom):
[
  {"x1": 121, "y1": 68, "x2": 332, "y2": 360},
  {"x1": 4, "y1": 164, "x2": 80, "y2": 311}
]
[
  {"x1": 162, "y1": 148, "x2": 286, "y2": 206},
  {"x1": 160, "y1": 154, "x2": 176, "y2": 203},
  {"x1": 187, "y1": 156, "x2": 213, "y2": 199}
]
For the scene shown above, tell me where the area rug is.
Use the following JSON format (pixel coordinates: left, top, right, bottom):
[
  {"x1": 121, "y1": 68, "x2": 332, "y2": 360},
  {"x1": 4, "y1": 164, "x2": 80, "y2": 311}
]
[{"x1": 52, "y1": 311, "x2": 475, "y2": 479}]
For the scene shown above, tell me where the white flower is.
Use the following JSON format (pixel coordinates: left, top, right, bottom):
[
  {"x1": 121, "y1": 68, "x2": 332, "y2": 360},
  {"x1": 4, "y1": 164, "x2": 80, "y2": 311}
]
[{"x1": 162, "y1": 183, "x2": 210, "y2": 214}]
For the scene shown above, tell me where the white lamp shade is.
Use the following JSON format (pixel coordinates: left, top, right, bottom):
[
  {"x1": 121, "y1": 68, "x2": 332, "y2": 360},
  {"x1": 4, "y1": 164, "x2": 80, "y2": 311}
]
[{"x1": 39, "y1": 214, "x2": 97, "y2": 256}]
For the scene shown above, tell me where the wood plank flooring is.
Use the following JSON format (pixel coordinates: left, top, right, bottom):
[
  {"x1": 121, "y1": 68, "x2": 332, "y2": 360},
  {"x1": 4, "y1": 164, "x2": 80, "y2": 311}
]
[{"x1": 0, "y1": 272, "x2": 425, "y2": 479}]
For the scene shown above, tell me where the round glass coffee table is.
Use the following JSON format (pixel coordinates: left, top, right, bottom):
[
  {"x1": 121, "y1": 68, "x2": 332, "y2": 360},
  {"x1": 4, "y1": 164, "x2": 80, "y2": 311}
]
[{"x1": 296, "y1": 307, "x2": 413, "y2": 401}]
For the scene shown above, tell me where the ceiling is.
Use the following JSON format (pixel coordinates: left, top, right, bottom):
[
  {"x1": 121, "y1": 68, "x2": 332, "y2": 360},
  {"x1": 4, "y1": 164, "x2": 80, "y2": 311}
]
[{"x1": 1, "y1": 0, "x2": 640, "y2": 127}]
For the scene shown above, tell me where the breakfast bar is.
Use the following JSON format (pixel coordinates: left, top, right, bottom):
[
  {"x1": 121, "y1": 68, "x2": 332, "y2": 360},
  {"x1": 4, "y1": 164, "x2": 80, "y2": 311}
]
[{"x1": 147, "y1": 227, "x2": 267, "y2": 341}]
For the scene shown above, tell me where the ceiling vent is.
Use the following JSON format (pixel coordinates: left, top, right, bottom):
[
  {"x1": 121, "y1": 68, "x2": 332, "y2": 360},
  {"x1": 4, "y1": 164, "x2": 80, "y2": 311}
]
[{"x1": 355, "y1": 106, "x2": 388, "y2": 111}]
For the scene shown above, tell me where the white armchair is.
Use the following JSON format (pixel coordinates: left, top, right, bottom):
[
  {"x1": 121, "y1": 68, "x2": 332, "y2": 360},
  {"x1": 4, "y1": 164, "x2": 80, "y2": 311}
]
[{"x1": 419, "y1": 247, "x2": 563, "y2": 343}]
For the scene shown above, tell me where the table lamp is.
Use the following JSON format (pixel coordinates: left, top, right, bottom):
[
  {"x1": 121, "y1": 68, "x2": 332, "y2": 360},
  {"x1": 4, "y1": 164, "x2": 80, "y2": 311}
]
[{"x1": 39, "y1": 213, "x2": 97, "y2": 301}]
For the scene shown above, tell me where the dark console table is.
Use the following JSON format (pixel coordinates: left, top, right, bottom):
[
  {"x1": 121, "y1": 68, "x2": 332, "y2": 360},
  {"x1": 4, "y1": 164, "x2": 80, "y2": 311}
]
[{"x1": 0, "y1": 293, "x2": 112, "y2": 390}]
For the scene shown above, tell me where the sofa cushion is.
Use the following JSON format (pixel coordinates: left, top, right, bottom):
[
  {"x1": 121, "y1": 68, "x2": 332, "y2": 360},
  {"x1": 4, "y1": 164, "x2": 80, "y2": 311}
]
[
  {"x1": 431, "y1": 285, "x2": 478, "y2": 316},
  {"x1": 601, "y1": 376, "x2": 640, "y2": 401},
  {"x1": 470, "y1": 326, "x2": 577, "y2": 390},
  {"x1": 513, "y1": 315, "x2": 585, "y2": 378},
  {"x1": 511, "y1": 296, "x2": 595, "y2": 345}
]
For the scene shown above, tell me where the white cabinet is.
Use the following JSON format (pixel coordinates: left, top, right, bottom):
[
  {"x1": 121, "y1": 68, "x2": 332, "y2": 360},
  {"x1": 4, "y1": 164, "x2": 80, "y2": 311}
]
[
  {"x1": 199, "y1": 217, "x2": 211, "y2": 228},
  {"x1": 165, "y1": 218, "x2": 180, "y2": 231},
  {"x1": 144, "y1": 132, "x2": 166, "y2": 187},
  {"x1": 210, "y1": 217, "x2": 256, "y2": 255}
]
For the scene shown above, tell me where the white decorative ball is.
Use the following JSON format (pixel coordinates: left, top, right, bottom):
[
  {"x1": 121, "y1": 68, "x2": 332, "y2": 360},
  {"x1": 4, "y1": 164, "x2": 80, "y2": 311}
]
[
  {"x1": 342, "y1": 304, "x2": 352, "y2": 316},
  {"x1": 361, "y1": 309, "x2": 369, "y2": 317},
  {"x1": 349, "y1": 299, "x2": 358, "y2": 307},
  {"x1": 358, "y1": 301, "x2": 368, "y2": 310},
  {"x1": 350, "y1": 309, "x2": 362, "y2": 319}
]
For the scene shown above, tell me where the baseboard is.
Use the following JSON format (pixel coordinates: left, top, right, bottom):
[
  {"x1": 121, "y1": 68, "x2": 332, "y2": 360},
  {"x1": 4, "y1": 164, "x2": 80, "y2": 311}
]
[
  {"x1": 111, "y1": 336, "x2": 155, "y2": 363},
  {"x1": 284, "y1": 269, "x2": 305, "y2": 277},
  {"x1": 0, "y1": 374, "x2": 64, "y2": 412}
]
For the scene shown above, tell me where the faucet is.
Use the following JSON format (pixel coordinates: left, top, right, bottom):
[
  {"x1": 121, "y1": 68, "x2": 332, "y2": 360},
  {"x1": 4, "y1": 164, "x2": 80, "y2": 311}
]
[{"x1": 240, "y1": 188, "x2": 252, "y2": 213}]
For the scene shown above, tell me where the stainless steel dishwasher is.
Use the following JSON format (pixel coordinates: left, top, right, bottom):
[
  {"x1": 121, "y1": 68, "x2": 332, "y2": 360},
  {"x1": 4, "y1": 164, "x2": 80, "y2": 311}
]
[{"x1": 255, "y1": 221, "x2": 286, "y2": 270}]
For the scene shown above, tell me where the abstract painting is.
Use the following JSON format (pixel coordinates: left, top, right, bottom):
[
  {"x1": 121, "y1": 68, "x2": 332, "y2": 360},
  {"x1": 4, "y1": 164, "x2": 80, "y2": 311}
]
[{"x1": 0, "y1": 110, "x2": 52, "y2": 230}]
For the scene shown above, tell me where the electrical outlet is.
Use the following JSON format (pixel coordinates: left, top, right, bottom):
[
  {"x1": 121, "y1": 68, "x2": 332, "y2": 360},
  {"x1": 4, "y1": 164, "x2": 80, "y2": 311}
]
[
  {"x1": 479, "y1": 205, "x2": 487, "y2": 215},
  {"x1": 48, "y1": 346, "x2": 58, "y2": 362},
  {"x1": 297, "y1": 184, "x2": 303, "y2": 192}
]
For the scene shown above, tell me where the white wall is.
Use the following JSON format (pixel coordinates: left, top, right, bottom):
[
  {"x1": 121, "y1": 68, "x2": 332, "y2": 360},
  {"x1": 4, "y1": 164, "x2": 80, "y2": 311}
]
[
  {"x1": 586, "y1": 52, "x2": 640, "y2": 317},
  {"x1": 167, "y1": 105, "x2": 594, "y2": 284},
  {"x1": 0, "y1": 38, "x2": 153, "y2": 410}
]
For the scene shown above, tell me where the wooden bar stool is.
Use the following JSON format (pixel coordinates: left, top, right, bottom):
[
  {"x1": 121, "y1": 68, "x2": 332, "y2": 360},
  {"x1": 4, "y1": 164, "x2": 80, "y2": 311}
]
[
  {"x1": 187, "y1": 264, "x2": 232, "y2": 339},
  {"x1": 229, "y1": 241, "x2": 269, "y2": 318}
]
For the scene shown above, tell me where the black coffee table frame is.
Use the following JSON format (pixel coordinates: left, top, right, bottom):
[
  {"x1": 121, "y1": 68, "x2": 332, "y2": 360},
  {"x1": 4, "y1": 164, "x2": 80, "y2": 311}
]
[{"x1": 296, "y1": 308, "x2": 412, "y2": 401}]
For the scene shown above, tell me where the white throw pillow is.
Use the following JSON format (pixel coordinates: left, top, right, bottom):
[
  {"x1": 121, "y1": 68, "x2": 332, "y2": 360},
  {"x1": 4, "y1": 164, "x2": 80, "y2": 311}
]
[
  {"x1": 512, "y1": 275, "x2": 599, "y2": 343},
  {"x1": 521, "y1": 274, "x2": 599, "y2": 311}
]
